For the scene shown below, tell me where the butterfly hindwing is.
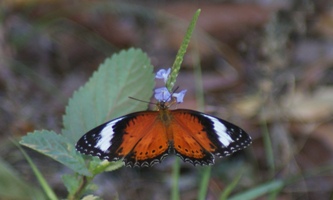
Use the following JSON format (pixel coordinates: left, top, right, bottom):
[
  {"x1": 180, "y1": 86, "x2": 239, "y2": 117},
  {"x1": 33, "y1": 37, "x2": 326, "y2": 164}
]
[
  {"x1": 171, "y1": 109, "x2": 252, "y2": 164},
  {"x1": 170, "y1": 110, "x2": 215, "y2": 165}
]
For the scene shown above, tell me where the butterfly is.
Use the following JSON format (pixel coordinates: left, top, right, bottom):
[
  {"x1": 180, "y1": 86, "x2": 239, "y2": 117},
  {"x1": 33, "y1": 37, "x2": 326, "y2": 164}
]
[{"x1": 75, "y1": 99, "x2": 252, "y2": 167}]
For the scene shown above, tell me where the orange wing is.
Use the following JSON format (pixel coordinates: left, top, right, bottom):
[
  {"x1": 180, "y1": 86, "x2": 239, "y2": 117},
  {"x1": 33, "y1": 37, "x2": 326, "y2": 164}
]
[
  {"x1": 118, "y1": 112, "x2": 170, "y2": 167},
  {"x1": 170, "y1": 109, "x2": 252, "y2": 165},
  {"x1": 76, "y1": 111, "x2": 170, "y2": 167},
  {"x1": 169, "y1": 110, "x2": 215, "y2": 165}
]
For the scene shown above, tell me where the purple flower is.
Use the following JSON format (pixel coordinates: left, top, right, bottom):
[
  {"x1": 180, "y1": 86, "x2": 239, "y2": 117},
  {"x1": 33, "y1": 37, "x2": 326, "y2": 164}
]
[
  {"x1": 154, "y1": 87, "x2": 187, "y2": 103},
  {"x1": 172, "y1": 90, "x2": 187, "y2": 103},
  {"x1": 155, "y1": 68, "x2": 171, "y2": 83},
  {"x1": 154, "y1": 87, "x2": 171, "y2": 102}
]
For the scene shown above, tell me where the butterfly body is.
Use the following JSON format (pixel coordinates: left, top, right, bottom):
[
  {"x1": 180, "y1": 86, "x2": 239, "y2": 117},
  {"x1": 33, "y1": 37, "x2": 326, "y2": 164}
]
[{"x1": 76, "y1": 102, "x2": 252, "y2": 167}]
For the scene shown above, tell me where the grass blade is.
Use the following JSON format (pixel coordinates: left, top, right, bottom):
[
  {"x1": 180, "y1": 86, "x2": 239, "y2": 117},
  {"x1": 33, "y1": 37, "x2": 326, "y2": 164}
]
[
  {"x1": 16, "y1": 142, "x2": 58, "y2": 200},
  {"x1": 228, "y1": 180, "x2": 284, "y2": 200},
  {"x1": 219, "y1": 170, "x2": 243, "y2": 200},
  {"x1": 198, "y1": 166, "x2": 211, "y2": 200}
]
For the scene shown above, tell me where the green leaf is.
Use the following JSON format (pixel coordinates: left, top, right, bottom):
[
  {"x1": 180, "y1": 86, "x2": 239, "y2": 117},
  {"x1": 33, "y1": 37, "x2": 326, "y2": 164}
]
[
  {"x1": 82, "y1": 194, "x2": 103, "y2": 200},
  {"x1": 20, "y1": 130, "x2": 91, "y2": 176},
  {"x1": 89, "y1": 159, "x2": 123, "y2": 174},
  {"x1": 62, "y1": 174, "x2": 80, "y2": 195},
  {"x1": 103, "y1": 160, "x2": 124, "y2": 172},
  {"x1": 62, "y1": 48, "x2": 155, "y2": 144},
  {"x1": 62, "y1": 174, "x2": 97, "y2": 196}
]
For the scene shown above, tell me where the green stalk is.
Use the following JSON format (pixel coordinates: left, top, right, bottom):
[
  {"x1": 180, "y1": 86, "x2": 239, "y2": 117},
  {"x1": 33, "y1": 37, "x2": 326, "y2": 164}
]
[
  {"x1": 171, "y1": 158, "x2": 180, "y2": 200},
  {"x1": 166, "y1": 9, "x2": 201, "y2": 91},
  {"x1": 16, "y1": 142, "x2": 58, "y2": 200},
  {"x1": 219, "y1": 171, "x2": 243, "y2": 200},
  {"x1": 198, "y1": 166, "x2": 211, "y2": 200}
]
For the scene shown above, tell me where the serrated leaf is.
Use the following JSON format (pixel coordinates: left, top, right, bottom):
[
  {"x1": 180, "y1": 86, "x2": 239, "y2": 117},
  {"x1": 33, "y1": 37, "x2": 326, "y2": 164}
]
[
  {"x1": 20, "y1": 130, "x2": 91, "y2": 176},
  {"x1": 62, "y1": 48, "x2": 155, "y2": 144}
]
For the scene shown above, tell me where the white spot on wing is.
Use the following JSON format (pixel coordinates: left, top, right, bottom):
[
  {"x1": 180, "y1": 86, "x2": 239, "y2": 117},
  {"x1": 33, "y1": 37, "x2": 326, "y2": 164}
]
[
  {"x1": 94, "y1": 117, "x2": 124, "y2": 152},
  {"x1": 203, "y1": 114, "x2": 234, "y2": 147}
]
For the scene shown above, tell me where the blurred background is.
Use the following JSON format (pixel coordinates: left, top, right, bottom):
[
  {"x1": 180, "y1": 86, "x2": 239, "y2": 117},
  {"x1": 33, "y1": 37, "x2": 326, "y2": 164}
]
[{"x1": 1, "y1": 0, "x2": 333, "y2": 199}]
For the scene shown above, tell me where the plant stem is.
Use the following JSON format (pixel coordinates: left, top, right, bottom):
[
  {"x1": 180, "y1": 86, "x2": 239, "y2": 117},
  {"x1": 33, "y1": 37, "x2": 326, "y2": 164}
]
[
  {"x1": 171, "y1": 158, "x2": 180, "y2": 200},
  {"x1": 68, "y1": 175, "x2": 91, "y2": 200},
  {"x1": 166, "y1": 9, "x2": 201, "y2": 91}
]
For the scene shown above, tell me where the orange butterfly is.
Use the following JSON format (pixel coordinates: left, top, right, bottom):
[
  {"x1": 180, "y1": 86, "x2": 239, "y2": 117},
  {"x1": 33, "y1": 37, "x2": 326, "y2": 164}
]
[
  {"x1": 76, "y1": 69, "x2": 252, "y2": 167},
  {"x1": 76, "y1": 99, "x2": 251, "y2": 167}
]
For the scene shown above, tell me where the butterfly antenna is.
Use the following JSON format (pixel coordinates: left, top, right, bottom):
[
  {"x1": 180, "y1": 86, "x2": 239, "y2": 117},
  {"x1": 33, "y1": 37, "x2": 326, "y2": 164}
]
[
  {"x1": 172, "y1": 86, "x2": 180, "y2": 93},
  {"x1": 128, "y1": 97, "x2": 156, "y2": 105},
  {"x1": 165, "y1": 86, "x2": 180, "y2": 104}
]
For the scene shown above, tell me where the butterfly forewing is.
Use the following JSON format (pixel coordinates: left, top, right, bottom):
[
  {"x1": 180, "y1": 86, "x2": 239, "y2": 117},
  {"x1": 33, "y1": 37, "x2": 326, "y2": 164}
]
[
  {"x1": 75, "y1": 115, "x2": 132, "y2": 162},
  {"x1": 75, "y1": 111, "x2": 170, "y2": 167}
]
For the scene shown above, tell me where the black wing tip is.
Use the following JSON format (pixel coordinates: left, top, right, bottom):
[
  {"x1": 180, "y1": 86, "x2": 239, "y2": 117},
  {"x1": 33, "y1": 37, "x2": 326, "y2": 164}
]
[{"x1": 213, "y1": 136, "x2": 252, "y2": 158}]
